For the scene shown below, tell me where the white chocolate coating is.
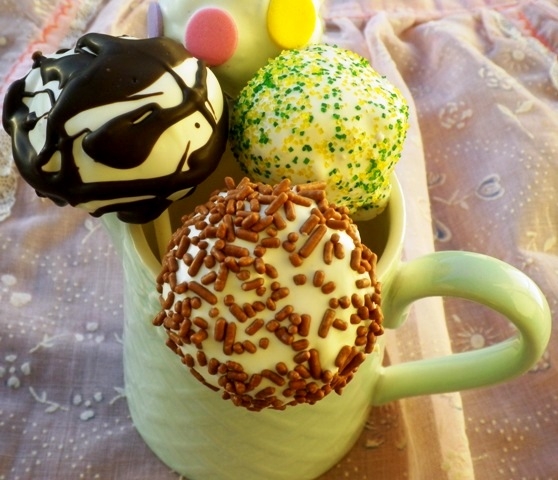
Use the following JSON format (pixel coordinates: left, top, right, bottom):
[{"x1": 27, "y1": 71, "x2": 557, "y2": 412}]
[{"x1": 155, "y1": 177, "x2": 383, "y2": 410}]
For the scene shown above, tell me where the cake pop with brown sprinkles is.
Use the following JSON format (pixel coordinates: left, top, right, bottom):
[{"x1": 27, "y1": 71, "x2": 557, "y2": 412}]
[{"x1": 154, "y1": 176, "x2": 383, "y2": 410}]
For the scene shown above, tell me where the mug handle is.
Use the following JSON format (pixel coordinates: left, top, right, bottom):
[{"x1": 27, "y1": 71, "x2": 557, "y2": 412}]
[{"x1": 372, "y1": 251, "x2": 551, "y2": 405}]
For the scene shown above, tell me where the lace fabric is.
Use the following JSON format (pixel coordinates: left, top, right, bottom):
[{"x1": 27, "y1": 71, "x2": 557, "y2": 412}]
[{"x1": 0, "y1": 131, "x2": 17, "y2": 221}]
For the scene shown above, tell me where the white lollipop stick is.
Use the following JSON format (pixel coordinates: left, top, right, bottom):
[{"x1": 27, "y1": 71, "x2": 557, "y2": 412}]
[{"x1": 153, "y1": 209, "x2": 173, "y2": 261}]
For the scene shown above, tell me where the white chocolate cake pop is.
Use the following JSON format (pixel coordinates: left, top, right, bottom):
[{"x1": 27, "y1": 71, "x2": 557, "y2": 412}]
[
  {"x1": 147, "y1": 0, "x2": 324, "y2": 97},
  {"x1": 154, "y1": 177, "x2": 383, "y2": 411},
  {"x1": 230, "y1": 44, "x2": 409, "y2": 220},
  {"x1": 2, "y1": 33, "x2": 228, "y2": 224}
]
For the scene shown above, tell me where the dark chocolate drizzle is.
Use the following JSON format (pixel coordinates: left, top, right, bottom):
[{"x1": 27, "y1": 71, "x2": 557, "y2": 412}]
[{"x1": 2, "y1": 33, "x2": 228, "y2": 223}]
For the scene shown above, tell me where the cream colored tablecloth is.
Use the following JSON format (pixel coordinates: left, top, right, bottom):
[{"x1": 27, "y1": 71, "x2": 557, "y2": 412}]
[{"x1": 1, "y1": 1, "x2": 556, "y2": 479}]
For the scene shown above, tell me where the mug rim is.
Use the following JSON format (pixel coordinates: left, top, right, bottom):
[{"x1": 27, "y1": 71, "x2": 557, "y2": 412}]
[
  {"x1": 375, "y1": 174, "x2": 405, "y2": 280},
  {"x1": 127, "y1": 173, "x2": 406, "y2": 281}
]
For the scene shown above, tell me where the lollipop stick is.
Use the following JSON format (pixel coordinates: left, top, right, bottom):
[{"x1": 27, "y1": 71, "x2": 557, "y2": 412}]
[{"x1": 153, "y1": 209, "x2": 173, "y2": 261}]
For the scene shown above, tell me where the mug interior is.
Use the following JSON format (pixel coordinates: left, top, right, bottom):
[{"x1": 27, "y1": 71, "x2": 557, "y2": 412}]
[{"x1": 130, "y1": 150, "x2": 406, "y2": 281}]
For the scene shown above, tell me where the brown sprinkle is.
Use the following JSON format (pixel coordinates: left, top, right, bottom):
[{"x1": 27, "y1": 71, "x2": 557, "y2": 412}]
[
  {"x1": 223, "y1": 322, "x2": 236, "y2": 355},
  {"x1": 297, "y1": 189, "x2": 326, "y2": 202},
  {"x1": 252, "y1": 215, "x2": 274, "y2": 232},
  {"x1": 223, "y1": 244, "x2": 250, "y2": 258},
  {"x1": 214, "y1": 264, "x2": 229, "y2": 292},
  {"x1": 208, "y1": 358, "x2": 220, "y2": 375},
  {"x1": 188, "y1": 281, "x2": 218, "y2": 305},
  {"x1": 183, "y1": 353, "x2": 195, "y2": 368},
  {"x1": 299, "y1": 214, "x2": 321, "y2": 235},
  {"x1": 313, "y1": 270, "x2": 325, "y2": 287},
  {"x1": 339, "y1": 296, "x2": 351, "y2": 308},
  {"x1": 294, "y1": 365, "x2": 311, "y2": 379},
  {"x1": 276, "y1": 362, "x2": 289, "y2": 376},
  {"x1": 323, "y1": 241, "x2": 334, "y2": 264},
  {"x1": 283, "y1": 200, "x2": 296, "y2": 221},
  {"x1": 299, "y1": 224, "x2": 327, "y2": 258},
  {"x1": 294, "y1": 351, "x2": 311, "y2": 363},
  {"x1": 165, "y1": 337, "x2": 179, "y2": 354},
  {"x1": 175, "y1": 235, "x2": 190, "y2": 258},
  {"x1": 273, "y1": 212, "x2": 287, "y2": 230},
  {"x1": 153, "y1": 311, "x2": 166, "y2": 327},
  {"x1": 250, "y1": 198, "x2": 260, "y2": 212},
  {"x1": 243, "y1": 340, "x2": 258, "y2": 354},
  {"x1": 356, "y1": 278, "x2": 372, "y2": 289},
  {"x1": 190, "y1": 329, "x2": 208, "y2": 346},
  {"x1": 335, "y1": 345, "x2": 352, "y2": 368},
  {"x1": 197, "y1": 351, "x2": 208, "y2": 367},
  {"x1": 179, "y1": 319, "x2": 192, "y2": 339},
  {"x1": 236, "y1": 270, "x2": 251, "y2": 281},
  {"x1": 326, "y1": 218, "x2": 350, "y2": 230},
  {"x1": 266, "y1": 320, "x2": 280, "y2": 332},
  {"x1": 224, "y1": 256, "x2": 240, "y2": 273},
  {"x1": 340, "y1": 351, "x2": 366, "y2": 376},
  {"x1": 265, "y1": 191, "x2": 289, "y2": 215},
  {"x1": 245, "y1": 318, "x2": 264, "y2": 335},
  {"x1": 274, "y1": 327, "x2": 293, "y2": 345},
  {"x1": 236, "y1": 228, "x2": 259, "y2": 243},
  {"x1": 229, "y1": 303, "x2": 248, "y2": 322},
  {"x1": 255, "y1": 386, "x2": 277, "y2": 399},
  {"x1": 350, "y1": 314, "x2": 362, "y2": 325},
  {"x1": 261, "y1": 237, "x2": 281, "y2": 248},
  {"x1": 273, "y1": 178, "x2": 291, "y2": 194},
  {"x1": 242, "y1": 303, "x2": 257, "y2": 318},
  {"x1": 266, "y1": 297, "x2": 277, "y2": 311},
  {"x1": 214, "y1": 318, "x2": 227, "y2": 341},
  {"x1": 193, "y1": 317, "x2": 209, "y2": 329},
  {"x1": 332, "y1": 318, "x2": 348, "y2": 331},
  {"x1": 201, "y1": 271, "x2": 217, "y2": 285},
  {"x1": 252, "y1": 301, "x2": 266, "y2": 312},
  {"x1": 238, "y1": 256, "x2": 255, "y2": 267},
  {"x1": 258, "y1": 195, "x2": 274, "y2": 205},
  {"x1": 241, "y1": 212, "x2": 260, "y2": 229},
  {"x1": 261, "y1": 369, "x2": 286, "y2": 386},
  {"x1": 282, "y1": 240, "x2": 297, "y2": 253},
  {"x1": 334, "y1": 242, "x2": 345, "y2": 259},
  {"x1": 351, "y1": 294, "x2": 364, "y2": 308},
  {"x1": 265, "y1": 263, "x2": 278, "y2": 279},
  {"x1": 296, "y1": 181, "x2": 327, "y2": 192},
  {"x1": 174, "y1": 281, "x2": 189, "y2": 294},
  {"x1": 275, "y1": 305, "x2": 294, "y2": 321},
  {"x1": 350, "y1": 247, "x2": 362, "y2": 271},
  {"x1": 160, "y1": 291, "x2": 175, "y2": 310},
  {"x1": 309, "y1": 349, "x2": 322, "y2": 380},
  {"x1": 318, "y1": 309, "x2": 335, "y2": 338},
  {"x1": 224, "y1": 177, "x2": 236, "y2": 189},
  {"x1": 167, "y1": 255, "x2": 179, "y2": 273},
  {"x1": 288, "y1": 192, "x2": 313, "y2": 207},
  {"x1": 299, "y1": 314, "x2": 311, "y2": 337},
  {"x1": 321, "y1": 281, "x2": 336, "y2": 295},
  {"x1": 242, "y1": 277, "x2": 265, "y2": 291}
]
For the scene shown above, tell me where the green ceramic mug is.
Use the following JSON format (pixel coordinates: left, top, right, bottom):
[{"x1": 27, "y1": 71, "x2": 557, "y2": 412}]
[{"x1": 102, "y1": 169, "x2": 550, "y2": 480}]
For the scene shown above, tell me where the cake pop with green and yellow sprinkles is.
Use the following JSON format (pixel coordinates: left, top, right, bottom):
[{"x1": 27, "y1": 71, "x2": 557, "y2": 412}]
[{"x1": 230, "y1": 43, "x2": 409, "y2": 220}]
